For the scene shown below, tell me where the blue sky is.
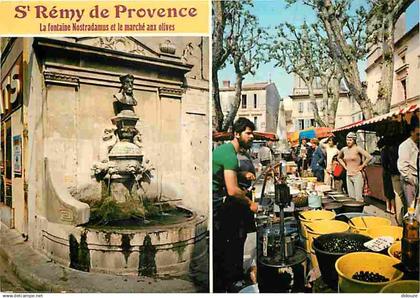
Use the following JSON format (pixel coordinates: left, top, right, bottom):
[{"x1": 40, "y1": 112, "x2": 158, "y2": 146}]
[{"x1": 219, "y1": 0, "x2": 419, "y2": 98}]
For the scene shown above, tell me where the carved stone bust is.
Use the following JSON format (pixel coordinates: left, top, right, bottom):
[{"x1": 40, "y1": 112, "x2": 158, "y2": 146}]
[{"x1": 114, "y1": 74, "x2": 137, "y2": 107}]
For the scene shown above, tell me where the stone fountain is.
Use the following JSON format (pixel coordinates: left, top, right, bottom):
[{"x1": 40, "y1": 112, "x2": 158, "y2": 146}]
[
  {"x1": 38, "y1": 73, "x2": 207, "y2": 277},
  {"x1": 91, "y1": 74, "x2": 154, "y2": 224}
]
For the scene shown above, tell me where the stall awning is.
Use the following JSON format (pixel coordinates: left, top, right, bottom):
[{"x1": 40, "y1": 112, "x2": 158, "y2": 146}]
[
  {"x1": 213, "y1": 131, "x2": 279, "y2": 141},
  {"x1": 287, "y1": 132, "x2": 299, "y2": 145},
  {"x1": 333, "y1": 104, "x2": 419, "y2": 133},
  {"x1": 287, "y1": 127, "x2": 333, "y2": 146}
]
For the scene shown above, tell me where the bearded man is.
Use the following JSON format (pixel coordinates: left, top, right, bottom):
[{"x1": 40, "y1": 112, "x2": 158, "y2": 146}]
[{"x1": 212, "y1": 117, "x2": 258, "y2": 292}]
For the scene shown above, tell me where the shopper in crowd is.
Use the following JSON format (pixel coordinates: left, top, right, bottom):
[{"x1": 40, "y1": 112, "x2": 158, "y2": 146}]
[
  {"x1": 337, "y1": 132, "x2": 372, "y2": 201},
  {"x1": 295, "y1": 138, "x2": 312, "y2": 174},
  {"x1": 397, "y1": 115, "x2": 419, "y2": 213},
  {"x1": 320, "y1": 136, "x2": 340, "y2": 187},
  {"x1": 378, "y1": 137, "x2": 396, "y2": 215},
  {"x1": 310, "y1": 138, "x2": 325, "y2": 182},
  {"x1": 332, "y1": 154, "x2": 347, "y2": 192},
  {"x1": 258, "y1": 141, "x2": 273, "y2": 168}
]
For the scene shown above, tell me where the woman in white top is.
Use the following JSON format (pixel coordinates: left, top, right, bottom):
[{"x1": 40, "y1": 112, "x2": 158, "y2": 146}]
[{"x1": 320, "y1": 136, "x2": 340, "y2": 187}]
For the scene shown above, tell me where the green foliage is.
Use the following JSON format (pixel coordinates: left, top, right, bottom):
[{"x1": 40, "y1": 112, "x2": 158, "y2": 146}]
[
  {"x1": 143, "y1": 199, "x2": 160, "y2": 218},
  {"x1": 90, "y1": 196, "x2": 145, "y2": 225}
]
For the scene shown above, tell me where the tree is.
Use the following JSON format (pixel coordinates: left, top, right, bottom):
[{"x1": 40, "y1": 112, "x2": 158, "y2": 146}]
[
  {"x1": 212, "y1": 1, "x2": 231, "y2": 131},
  {"x1": 272, "y1": 22, "x2": 343, "y2": 127},
  {"x1": 286, "y1": 0, "x2": 375, "y2": 119},
  {"x1": 220, "y1": 1, "x2": 269, "y2": 131},
  {"x1": 368, "y1": 0, "x2": 414, "y2": 115},
  {"x1": 272, "y1": 22, "x2": 325, "y2": 126},
  {"x1": 327, "y1": 69, "x2": 344, "y2": 127},
  {"x1": 311, "y1": 23, "x2": 344, "y2": 127}
]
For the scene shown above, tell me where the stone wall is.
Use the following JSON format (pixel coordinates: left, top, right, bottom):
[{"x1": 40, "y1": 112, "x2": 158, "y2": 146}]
[{"x1": 26, "y1": 36, "x2": 209, "y2": 235}]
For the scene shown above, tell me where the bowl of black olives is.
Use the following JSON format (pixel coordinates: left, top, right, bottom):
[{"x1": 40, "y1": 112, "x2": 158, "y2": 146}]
[
  {"x1": 312, "y1": 232, "x2": 372, "y2": 289},
  {"x1": 335, "y1": 252, "x2": 404, "y2": 293}
]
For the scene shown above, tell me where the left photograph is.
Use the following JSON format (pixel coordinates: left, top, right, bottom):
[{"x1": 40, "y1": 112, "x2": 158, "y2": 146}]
[{"x1": 0, "y1": 36, "x2": 209, "y2": 292}]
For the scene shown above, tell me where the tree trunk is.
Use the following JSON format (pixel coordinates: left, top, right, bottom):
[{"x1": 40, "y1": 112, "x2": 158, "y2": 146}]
[
  {"x1": 212, "y1": 68, "x2": 224, "y2": 131},
  {"x1": 376, "y1": 15, "x2": 394, "y2": 115},
  {"x1": 321, "y1": 80, "x2": 330, "y2": 125},
  {"x1": 320, "y1": 0, "x2": 374, "y2": 119},
  {"x1": 308, "y1": 84, "x2": 327, "y2": 127},
  {"x1": 222, "y1": 65, "x2": 244, "y2": 131},
  {"x1": 212, "y1": 0, "x2": 227, "y2": 131},
  {"x1": 328, "y1": 75, "x2": 340, "y2": 128}
]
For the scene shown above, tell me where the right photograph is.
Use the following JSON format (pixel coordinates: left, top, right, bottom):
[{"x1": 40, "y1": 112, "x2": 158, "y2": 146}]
[{"x1": 212, "y1": 0, "x2": 419, "y2": 294}]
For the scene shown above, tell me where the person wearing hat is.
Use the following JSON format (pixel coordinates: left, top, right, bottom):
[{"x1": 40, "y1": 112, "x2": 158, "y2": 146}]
[{"x1": 337, "y1": 132, "x2": 372, "y2": 201}]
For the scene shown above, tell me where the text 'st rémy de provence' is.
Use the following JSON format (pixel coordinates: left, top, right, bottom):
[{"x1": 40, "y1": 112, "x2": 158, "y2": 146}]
[{"x1": 14, "y1": 5, "x2": 198, "y2": 22}]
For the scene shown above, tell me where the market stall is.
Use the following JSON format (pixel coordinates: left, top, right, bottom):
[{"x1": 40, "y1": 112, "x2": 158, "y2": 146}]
[
  {"x1": 213, "y1": 131, "x2": 279, "y2": 142},
  {"x1": 332, "y1": 104, "x2": 419, "y2": 203},
  {"x1": 249, "y1": 159, "x2": 418, "y2": 293}
]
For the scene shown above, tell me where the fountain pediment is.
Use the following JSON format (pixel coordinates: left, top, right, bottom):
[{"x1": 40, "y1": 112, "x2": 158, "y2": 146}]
[{"x1": 76, "y1": 37, "x2": 160, "y2": 58}]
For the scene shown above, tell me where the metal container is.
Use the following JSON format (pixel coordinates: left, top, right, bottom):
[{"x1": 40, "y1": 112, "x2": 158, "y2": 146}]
[
  {"x1": 326, "y1": 191, "x2": 343, "y2": 195},
  {"x1": 341, "y1": 200, "x2": 365, "y2": 213},
  {"x1": 331, "y1": 194, "x2": 351, "y2": 202},
  {"x1": 322, "y1": 198, "x2": 334, "y2": 206},
  {"x1": 308, "y1": 192, "x2": 321, "y2": 209},
  {"x1": 257, "y1": 219, "x2": 306, "y2": 293},
  {"x1": 257, "y1": 247, "x2": 307, "y2": 293},
  {"x1": 327, "y1": 192, "x2": 344, "y2": 199},
  {"x1": 335, "y1": 212, "x2": 372, "y2": 223},
  {"x1": 324, "y1": 202, "x2": 344, "y2": 214},
  {"x1": 258, "y1": 220, "x2": 299, "y2": 258},
  {"x1": 256, "y1": 214, "x2": 269, "y2": 228}
]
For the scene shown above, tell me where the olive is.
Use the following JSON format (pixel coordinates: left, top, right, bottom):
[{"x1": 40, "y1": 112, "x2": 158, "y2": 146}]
[
  {"x1": 352, "y1": 271, "x2": 389, "y2": 282},
  {"x1": 320, "y1": 238, "x2": 365, "y2": 253}
]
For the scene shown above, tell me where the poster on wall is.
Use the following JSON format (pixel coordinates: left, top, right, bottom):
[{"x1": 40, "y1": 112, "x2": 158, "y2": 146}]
[{"x1": 13, "y1": 135, "x2": 22, "y2": 177}]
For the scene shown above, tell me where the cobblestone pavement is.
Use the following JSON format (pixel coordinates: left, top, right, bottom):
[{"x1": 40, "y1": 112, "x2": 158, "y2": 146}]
[
  {"x1": 0, "y1": 254, "x2": 29, "y2": 292},
  {"x1": 0, "y1": 223, "x2": 208, "y2": 293}
]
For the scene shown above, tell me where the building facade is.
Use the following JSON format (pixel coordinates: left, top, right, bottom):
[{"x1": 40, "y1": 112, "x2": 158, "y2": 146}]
[
  {"x1": 285, "y1": 75, "x2": 359, "y2": 132},
  {"x1": 0, "y1": 38, "x2": 26, "y2": 234},
  {"x1": 219, "y1": 81, "x2": 282, "y2": 132},
  {"x1": 366, "y1": 13, "x2": 420, "y2": 111}
]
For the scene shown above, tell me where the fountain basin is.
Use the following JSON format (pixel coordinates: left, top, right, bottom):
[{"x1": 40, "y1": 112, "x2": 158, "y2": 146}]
[{"x1": 37, "y1": 207, "x2": 207, "y2": 276}]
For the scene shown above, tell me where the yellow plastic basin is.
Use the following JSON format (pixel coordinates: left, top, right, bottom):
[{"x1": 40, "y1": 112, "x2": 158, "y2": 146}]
[
  {"x1": 348, "y1": 216, "x2": 392, "y2": 236},
  {"x1": 368, "y1": 225, "x2": 403, "y2": 241},
  {"x1": 388, "y1": 241, "x2": 401, "y2": 262},
  {"x1": 306, "y1": 220, "x2": 349, "y2": 253},
  {"x1": 299, "y1": 210, "x2": 336, "y2": 240},
  {"x1": 380, "y1": 280, "x2": 420, "y2": 293},
  {"x1": 335, "y1": 252, "x2": 403, "y2": 293}
]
